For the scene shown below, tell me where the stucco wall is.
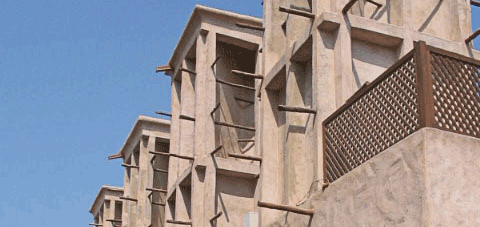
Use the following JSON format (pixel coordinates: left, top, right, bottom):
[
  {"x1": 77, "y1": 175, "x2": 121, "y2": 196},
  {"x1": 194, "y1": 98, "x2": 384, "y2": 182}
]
[{"x1": 266, "y1": 128, "x2": 480, "y2": 226}]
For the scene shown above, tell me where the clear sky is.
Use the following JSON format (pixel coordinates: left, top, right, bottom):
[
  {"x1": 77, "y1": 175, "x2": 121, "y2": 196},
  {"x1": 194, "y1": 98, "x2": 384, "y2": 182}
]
[{"x1": 0, "y1": 1, "x2": 479, "y2": 226}]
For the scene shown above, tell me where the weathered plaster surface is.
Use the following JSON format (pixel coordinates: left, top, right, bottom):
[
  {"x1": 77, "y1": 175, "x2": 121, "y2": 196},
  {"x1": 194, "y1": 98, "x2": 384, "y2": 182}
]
[{"x1": 268, "y1": 128, "x2": 480, "y2": 226}]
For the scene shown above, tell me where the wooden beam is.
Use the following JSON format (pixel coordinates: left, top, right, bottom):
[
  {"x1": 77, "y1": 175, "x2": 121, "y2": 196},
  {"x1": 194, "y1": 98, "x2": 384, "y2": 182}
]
[
  {"x1": 179, "y1": 114, "x2": 195, "y2": 121},
  {"x1": 166, "y1": 220, "x2": 192, "y2": 225},
  {"x1": 153, "y1": 168, "x2": 168, "y2": 174},
  {"x1": 279, "y1": 6, "x2": 315, "y2": 19},
  {"x1": 238, "y1": 139, "x2": 255, "y2": 143},
  {"x1": 366, "y1": 0, "x2": 382, "y2": 7},
  {"x1": 146, "y1": 188, "x2": 167, "y2": 193},
  {"x1": 234, "y1": 97, "x2": 254, "y2": 104},
  {"x1": 155, "y1": 65, "x2": 173, "y2": 73},
  {"x1": 216, "y1": 78, "x2": 256, "y2": 91},
  {"x1": 210, "y1": 145, "x2": 224, "y2": 156},
  {"x1": 214, "y1": 121, "x2": 256, "y2": 132},
  {"x1": 342, "y1": 0, "x2": 358, "y2": 14},
  {"x1": 466, "y1": 28, "x2": 480, "y2": 44},
  {"x1": 231, "y1": 70, "x2": 263, "y2": 79},
  {"x1": 257, "y1": 201, "x2": 314, "y2": 215},
  {"x1": 121, "y1": 164, "x2": 139, "y2": 169},
  {"x1": 277, "y1": 105, "x2": 317, "y2": 114},
  {"x1": 120, "y1": 197, "x2": 138, "y2": 202},
  {"x1": 151, "y1": 201, "x2": 166, "y2": 206},
  {"x1": 89, "y1": 223, "x2": 103, "y2": 226},
  {"x1": 180, "y1": 68, "x2": 197, "y2": 75},
  {"x1": 149, "y1": 151, "x2": 170, "y2": 156},
  {"x1": 171, "y1": 153, "x2": 194, "y2": 160},
  {"x1": 235, "y1": 22, "x2": 265, "y2": 31},
  {"x1": 210, "y1": 102, "x2": 221, "y2": 116},
  {"x1": 211, "y1": 56, "x2": 221, "y2": 68},
  {"x1": 228, "y1": 153, "x2": 262, "y2": 162},
  {"x1": 149, "y1": 151, "x2": 194, "y2": 160},
  {"x1": 108, "y1": 153, "x2": 123, "y2": 160},
  {"x1": 155, "y1": 110, "x2": 172, "y2": 117},
  {"x1": 209, "y1": 211, "x2": 223, "y2": 223},
  {"x1": 106, "y1": 219, "x2": 122, "y2": 223}
]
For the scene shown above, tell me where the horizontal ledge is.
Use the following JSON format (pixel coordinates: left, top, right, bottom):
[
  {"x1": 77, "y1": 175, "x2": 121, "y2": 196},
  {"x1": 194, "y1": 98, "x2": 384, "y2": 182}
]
[
  {"x1": 279, "y1": 6, "x2": 315, "y2": 19},
  {"x1": 179, "y1": 114, "x2": 195, "y2": 121},
  {"x1": 155, "y1": 65, "x2": 173, "y2": 73},
  {"x1": 108, "y1": 153, "x2": 123, "y2": 160},
  {"x1": 278, "y1": 105, "x2": 317, "y2": 114},
  {"x1": 257, "y1": 201, "x2": 314, "y2": 215},
  {"x1": 155, "y1": 111, "x2": 172, "y2": 117},
  {"x1": 235, "y1": 22, "x2": 265, "y2": 31},
  {"x1": 209, "y1": 211, "x2": 223, "y2": 223},
  {"x1": 216, "y1": 78, "x2": 256, "y2": 91},
  {"x1": 121, "y1": 164, "x2": 139, "y2": 169},
  {"x1": 238, "y1": 139, "x2": 255, "y2": 143},
  {"x1": 149, "y1": 151, "x2": 170, "y2": 156},
  {"x1": 166, "y1": 220, "x2": 192, "y2": 225},
  {"x1": 146, "y1": 187, "x2": 167, "y2": 193},
  {"x1": 180, "y1": 68, "x2": 197, "y2": 75},
  {"x1": 120, "y1": 197, "x2": 138, "y2": 202},
  {"x1": 214, "y1": 121, "x2": 256, "y2": 132},
  {"x1": 153, "y1": 168, "x2": 168, "y2": 173},
  {"x1": 231, "y1": 70, "x2": 263, "y2": 79},
  {"x1": 106, "y1": 219, "x2": 122, "y2": 223},
  {"x1": 228, "y1": 153, "x2": 262, "y2": 162},
  {"x1": 211, "y1": 145, "x2": 224, "y2": 155}
]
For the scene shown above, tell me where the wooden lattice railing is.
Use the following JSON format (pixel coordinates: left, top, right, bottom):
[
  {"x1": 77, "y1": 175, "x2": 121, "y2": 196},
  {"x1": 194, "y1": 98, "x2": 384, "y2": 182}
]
[{"x1": 323, "y1": 41, "x2": 480, "y2": 183}]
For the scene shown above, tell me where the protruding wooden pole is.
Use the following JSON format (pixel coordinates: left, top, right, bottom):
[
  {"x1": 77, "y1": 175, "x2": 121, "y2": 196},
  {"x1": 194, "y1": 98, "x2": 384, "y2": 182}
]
[
  {"x1": 155, "y1": 111, "x2": 172, "y2": 117},
  {"x1": 238, "y1": 139, "x2": 255, "y2": 143},
  {"x1": 121, "y1": 164, "x2": 139, "y2": 169},
  {"x1": 210, "y1": 145, "x2": 223, "y2": 155},
  {"x1": 166, "y1": 220, "x2": 192, "y2": 225},
  {"x1": 214, "y1": 121, "x2": 256, "y2": 132},
  {"x1": 228, "y1": 153, "x2": 262, "y2": 162},
  {"x1": 179, "y1": 114, "x2": 195, "y2": 121},
  {"x1": 146, "y1": 188, "x2": 167, "y2": 193},
  {"x1": 209, "y1": 211, "x2": 223, "y2": 223},
  {"x1": 257, "y1": 201, "x2": 314, "y2": 215},
  {"x1": 234, "y1": 97, "x2": 254, "y2": 104},
  {"x1": 279, "y1": 6, "x2": 315, "y2": 19},
  {"x1": 277, "y1": 105, "x2": 317, "y2": 114},
  {"x1": 465, "y1": 28, "x2": 480, "y2": 44},
  {"x1": 180, "y1": 68, "x2": 197, "y2": 75},
  {"x1": 108, "y1": 153, "x2": 123, "y2": 160},
  {"x1": 155, "y1": 65, "x2": 173, "y2": 73},
  {"x1": 231, "y1": 70, "x2": 263, "y2": 79},
  {"x1": 216, "y1": 78, "x2": 256, "y2": 91}
]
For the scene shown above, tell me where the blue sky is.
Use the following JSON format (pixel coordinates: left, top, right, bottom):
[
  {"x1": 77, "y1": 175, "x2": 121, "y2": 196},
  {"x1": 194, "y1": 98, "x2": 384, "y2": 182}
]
[
  {"x1": 0, "y1": 1, "x2": 479, "y2": 226},
  {"x1": 0, "y1": 0, "x2": 261, "y2": 226}
]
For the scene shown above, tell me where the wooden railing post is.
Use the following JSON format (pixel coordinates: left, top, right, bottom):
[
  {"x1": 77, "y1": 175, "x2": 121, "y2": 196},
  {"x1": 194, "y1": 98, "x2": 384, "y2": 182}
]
[{"x1": 414, "y1": 41, "x2": 435, "y2": 128}]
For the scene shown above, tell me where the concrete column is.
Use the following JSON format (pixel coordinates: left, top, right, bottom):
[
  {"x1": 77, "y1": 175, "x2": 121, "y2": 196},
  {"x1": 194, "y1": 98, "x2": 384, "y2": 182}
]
[
  {"x1": 166, "y1": 79, "x2": 180, "y2": 226},
  {"x1": 179, "y1": 60, "x2": 196, "y2": 172},
  {"x1": 192, "y1": 29, "x2": 217, "y2": 226},
  {"x1": 259, "y1": 0, "x2": 287, "y2": 225},
  {"x1": 136, "y1": 136, "x2": 155, "y2": 226}
]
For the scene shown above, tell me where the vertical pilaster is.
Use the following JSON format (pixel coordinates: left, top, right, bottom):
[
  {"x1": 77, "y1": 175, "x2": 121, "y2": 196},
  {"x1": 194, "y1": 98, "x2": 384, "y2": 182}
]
[
  {"x1": 414, "y1": 41, "x2": 434, "y2": 128},
  {"x1": 179, "y1": 61, "x2": 196, "y2": 172},
  {"x1": 192, "y1": 29, "x2": 217, "y2": 226}
]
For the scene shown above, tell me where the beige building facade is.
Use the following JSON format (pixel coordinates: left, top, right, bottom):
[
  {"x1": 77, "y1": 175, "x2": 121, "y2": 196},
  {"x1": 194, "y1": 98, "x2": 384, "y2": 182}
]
[{"x1": 92, "y1": 0, "x2": 480, "y2": 226}]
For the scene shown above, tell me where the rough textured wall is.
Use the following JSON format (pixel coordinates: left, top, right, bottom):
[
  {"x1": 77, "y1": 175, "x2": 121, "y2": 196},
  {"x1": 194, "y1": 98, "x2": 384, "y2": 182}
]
[
  {"x1": 267, "y1": 128, "x2": 480, "y2": 226},
  {"x1": 424, "y1": 129, "x2": 480, "y2": 226}
]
